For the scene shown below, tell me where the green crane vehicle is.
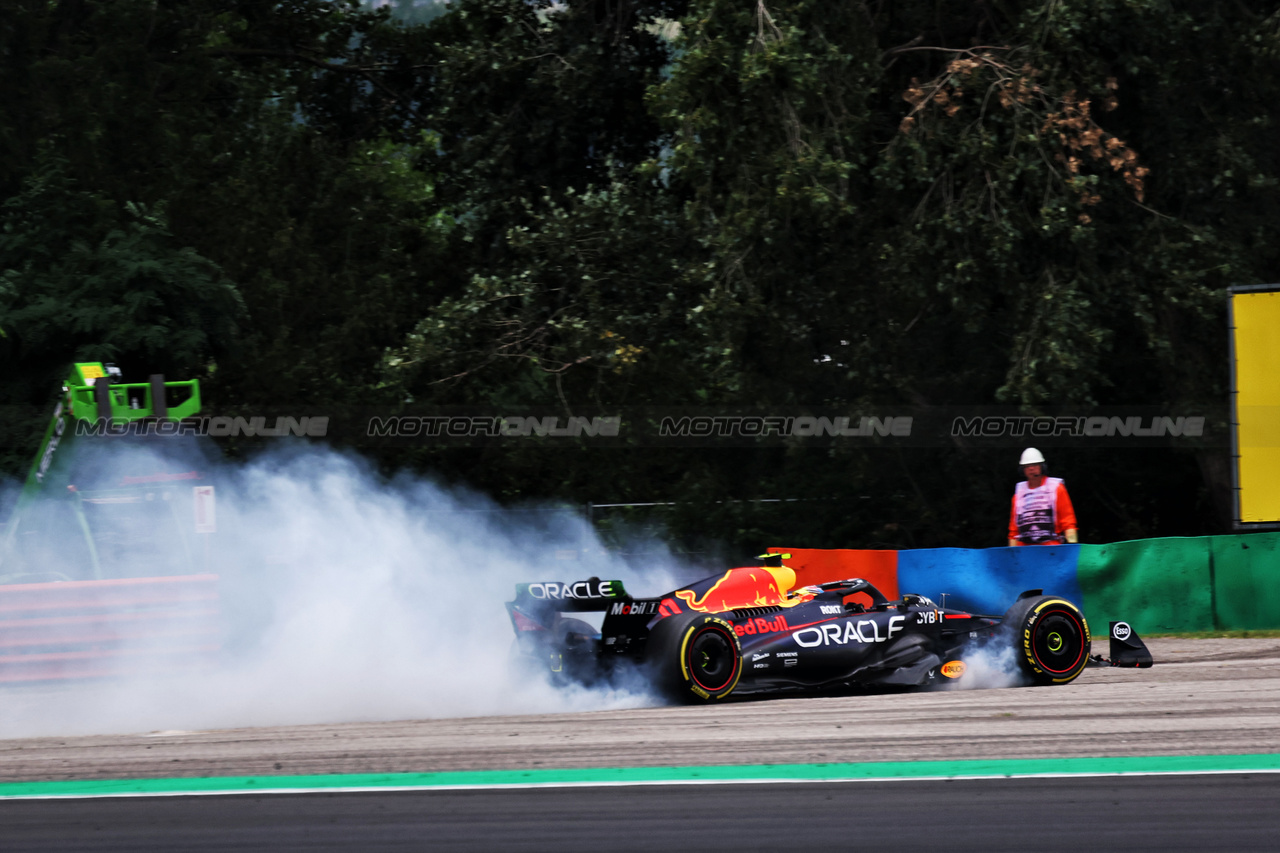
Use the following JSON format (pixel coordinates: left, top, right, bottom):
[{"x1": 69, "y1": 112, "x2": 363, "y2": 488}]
[
  {"x1": 0, "y1": 364, "x2": 218, "y2": 682},
  {"x1": 2, "y1": 362, "x2": 203, "y2": 584}
]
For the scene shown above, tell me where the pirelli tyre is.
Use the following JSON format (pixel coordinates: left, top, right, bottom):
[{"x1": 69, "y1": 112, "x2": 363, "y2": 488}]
[
  {"x1": 1001, "y1": 595, "x2": 1091, "y2": 686},
  {"x1": 647, "y1": 613, "x2": 743, "y2": 703}
]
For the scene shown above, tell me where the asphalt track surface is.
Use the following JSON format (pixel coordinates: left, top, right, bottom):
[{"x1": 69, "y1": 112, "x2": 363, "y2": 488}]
[
  {"x1": 3, "y1": 639, "x2": 1280, "y2": 849},
  {"x1": 4, "y1": 774, "x2": 1280, "y2": 851}
]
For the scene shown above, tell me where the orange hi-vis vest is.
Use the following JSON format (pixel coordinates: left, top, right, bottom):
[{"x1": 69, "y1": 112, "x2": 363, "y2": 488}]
[{"x1": 1013, "y1": 477, "x2": 1066, "y2": 544}]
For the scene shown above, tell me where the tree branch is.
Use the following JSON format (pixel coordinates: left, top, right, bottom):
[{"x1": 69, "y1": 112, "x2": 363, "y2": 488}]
[{"x1": 204, "y1": 48, "x2": 425, "y2": 121}]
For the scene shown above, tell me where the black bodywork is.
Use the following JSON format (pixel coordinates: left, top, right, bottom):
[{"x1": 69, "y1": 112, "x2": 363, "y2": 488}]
[{"x1": 505, "y1": 567, "x2": 1105, "y2": 696}]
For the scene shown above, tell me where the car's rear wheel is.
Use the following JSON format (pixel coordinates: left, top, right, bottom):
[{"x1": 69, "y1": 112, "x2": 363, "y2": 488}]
[
  {"x1": 647, "y1": 613, "x2": 743, "y2": 702},
  {"x1": 1001, "y1": 595, "x2": 1091, "y2": 685}
]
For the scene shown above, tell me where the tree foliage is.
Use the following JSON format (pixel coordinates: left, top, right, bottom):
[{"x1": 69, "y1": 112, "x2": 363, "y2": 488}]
[
  {"x1": 1, "y1": 153, "x2": 242, "y2": 383},
  {"x1": 4, "y1": 0, "x2": 1279, "y2": 548}
]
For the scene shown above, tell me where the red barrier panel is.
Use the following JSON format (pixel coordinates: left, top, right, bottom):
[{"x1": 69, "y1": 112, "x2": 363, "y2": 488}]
[
  {"x1": 769, "y1": 548, "x2": 900, "y2": 602},
  {"x1": 0, "y1": 575, "x2": 221, "y2": 683}
]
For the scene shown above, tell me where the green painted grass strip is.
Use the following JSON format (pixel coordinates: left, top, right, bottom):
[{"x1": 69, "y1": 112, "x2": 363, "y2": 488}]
[{"x1": 3, "y1": 754, "x2": 1280, "y2": 799}]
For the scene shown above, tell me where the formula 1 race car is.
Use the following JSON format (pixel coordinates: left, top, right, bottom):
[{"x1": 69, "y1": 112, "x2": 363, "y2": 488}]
[{"x1": 505, "y1": 555, "x2": 1152, "y2": 702}]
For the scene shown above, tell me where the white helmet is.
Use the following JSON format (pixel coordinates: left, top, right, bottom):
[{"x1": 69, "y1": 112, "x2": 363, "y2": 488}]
[{"x1": 1019, "y1": 447, "x2": 1046, "y2": 466}]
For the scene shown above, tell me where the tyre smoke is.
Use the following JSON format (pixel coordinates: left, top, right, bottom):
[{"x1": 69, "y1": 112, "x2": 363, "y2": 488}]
[
  {"x1": 0, "y1": 440, "x2": 685, "y2": 738},
  {"x1": 950, "y1": 641, "x2": 1027, "y2": 690}
]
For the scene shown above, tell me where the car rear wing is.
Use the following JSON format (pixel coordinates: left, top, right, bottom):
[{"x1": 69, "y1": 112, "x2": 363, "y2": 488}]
[
  {"x1": 506, "y1": 578, "x2": 631, "y2": 637},
  {"x1": 510, "y1": 578, "x2": 628, "y2": 612}
]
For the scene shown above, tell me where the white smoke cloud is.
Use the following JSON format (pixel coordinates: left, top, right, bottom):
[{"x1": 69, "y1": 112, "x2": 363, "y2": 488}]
[
  {"x1": 948, "y1": 640, "x2": 1027, "y2": 690},
  {"x1": 0, "y1": 440, "x2": 684, "y2": 738}
]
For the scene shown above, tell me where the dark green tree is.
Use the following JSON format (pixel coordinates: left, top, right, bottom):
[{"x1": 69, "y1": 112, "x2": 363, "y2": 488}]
[
  {"x1": 388, "y1": 0, "x2": 1280, "y2": 545},
  {"x1": 5, "y1": 0, "x2": 1278, "y2": 548}
]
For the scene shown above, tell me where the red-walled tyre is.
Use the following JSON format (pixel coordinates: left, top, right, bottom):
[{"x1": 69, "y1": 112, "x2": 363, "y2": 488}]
[
  {"x1": 647, "y1": 613, "x2": 743, "y2": 702},
  {"x1": 1001, "y1": 595, "x2": 1091, "y2": 685}
]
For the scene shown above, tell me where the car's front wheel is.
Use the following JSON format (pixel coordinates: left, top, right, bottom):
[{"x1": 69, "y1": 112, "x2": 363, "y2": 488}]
[{"x1": 1000, "y1": 594, "x2": 1091, "y2": 685}]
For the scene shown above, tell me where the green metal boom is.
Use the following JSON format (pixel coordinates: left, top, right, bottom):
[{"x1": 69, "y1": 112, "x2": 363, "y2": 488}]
[{"x1": 2, "y1": 363, "x2": 201, "y2": 577}]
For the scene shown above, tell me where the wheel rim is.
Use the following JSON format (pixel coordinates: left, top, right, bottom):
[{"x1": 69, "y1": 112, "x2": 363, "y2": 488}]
[
  {"x1": 1031, "y1": 609, "x2": 1086, "y2": 674},
  {"x1": 687, "y1": 626, "x2": 737, "y2": 692}
]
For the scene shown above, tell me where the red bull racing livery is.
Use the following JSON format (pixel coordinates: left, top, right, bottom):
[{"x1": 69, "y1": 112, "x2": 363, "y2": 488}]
[{"x1": 506, "y1": 555, "x2": 1152, "y2": 702}]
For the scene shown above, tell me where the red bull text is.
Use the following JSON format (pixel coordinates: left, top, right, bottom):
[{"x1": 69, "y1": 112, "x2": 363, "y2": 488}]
[{"x1": 733, "y1": 614, "x2": 790, "y2": 637}]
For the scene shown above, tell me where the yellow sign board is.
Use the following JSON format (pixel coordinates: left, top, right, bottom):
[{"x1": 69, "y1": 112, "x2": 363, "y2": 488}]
[{"x1": 1232, "y1": 289, "x2": 1280, "y2": 524}]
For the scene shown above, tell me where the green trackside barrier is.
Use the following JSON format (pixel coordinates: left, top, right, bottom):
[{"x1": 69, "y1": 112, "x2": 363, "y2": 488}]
[
  {"x1": 1076, "y1": 538, "x2": 1214, "y2": 632},
  {"x1": 1211, "y1": 531, "x2": 1280, "y2": 631}
]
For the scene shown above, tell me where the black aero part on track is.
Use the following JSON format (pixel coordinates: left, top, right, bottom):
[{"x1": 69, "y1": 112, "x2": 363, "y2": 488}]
[{"x1": 505, "y1": 567, "x2": 1147, "y2": 703}]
